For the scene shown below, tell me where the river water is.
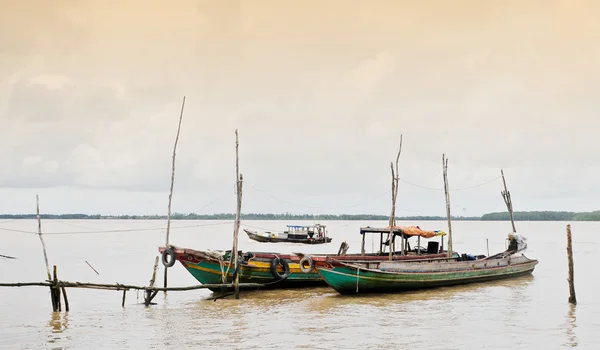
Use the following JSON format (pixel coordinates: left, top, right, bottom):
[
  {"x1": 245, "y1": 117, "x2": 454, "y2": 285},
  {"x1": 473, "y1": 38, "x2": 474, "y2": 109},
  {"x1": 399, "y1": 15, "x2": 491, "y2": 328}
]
[{"x1": 0, "y1": 219, "x2": 598, "y2": 349}]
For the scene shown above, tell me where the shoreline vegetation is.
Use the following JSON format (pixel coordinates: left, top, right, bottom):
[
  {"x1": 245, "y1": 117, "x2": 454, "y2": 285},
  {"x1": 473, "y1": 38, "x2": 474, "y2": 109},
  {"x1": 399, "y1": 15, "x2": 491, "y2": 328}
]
[{"x1": 1, "y1": 211, "x2": 600, "y2": 221}]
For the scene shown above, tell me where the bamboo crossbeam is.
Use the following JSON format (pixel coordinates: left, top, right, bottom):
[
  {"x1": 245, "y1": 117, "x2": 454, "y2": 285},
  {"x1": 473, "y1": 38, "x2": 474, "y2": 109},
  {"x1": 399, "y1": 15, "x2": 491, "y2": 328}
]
[{"x1": 0, "y1": 281, "x2": 264, "y2": 291}]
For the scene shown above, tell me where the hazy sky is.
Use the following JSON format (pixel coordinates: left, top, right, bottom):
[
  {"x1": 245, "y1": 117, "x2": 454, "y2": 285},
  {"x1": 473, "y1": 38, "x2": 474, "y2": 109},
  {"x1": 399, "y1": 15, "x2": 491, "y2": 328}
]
[{"x1": 1, "y1": 0, "x2": 599, "y2": 216}]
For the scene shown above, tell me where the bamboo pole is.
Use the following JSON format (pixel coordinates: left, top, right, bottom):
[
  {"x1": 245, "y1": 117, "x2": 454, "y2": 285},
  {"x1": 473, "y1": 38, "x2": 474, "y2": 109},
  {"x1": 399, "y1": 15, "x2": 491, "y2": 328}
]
[
  {"x1": 0, "y1": 281, "x2": 264, "y2": 291},
  {"x1": 146, "y1": 256, "x2": 159, "y2": 306},
  {"x1": 233, "y1": 129, "x2": 242, "y2": 299},
  {"x1": 361, "y1": 232, "x2": 366, "y2": 256},
  {"x1": 61, "y1": 286, "x2": 69, "y2": 312},
  {"x1": 501, "y1": 169, "x2": 516, "y2": 233},
  {"x1": 36, "y1": 195, "x2": 51, "y2": 281},
  {"x1": 54, "y1": 265, "x2": 62, "y2": 312},
  {"x1": 442, "y1": 154, "x2": 453, "y2": 258},
  {"x1": 566, "y1": 224, "x2": 577, "y2": 305},
  {"x1": 388, "y1": 135, "x2": 403, "y2": 260},
  {"x1": 164, "y1": 96, "x2": 186, "y2": 291}
]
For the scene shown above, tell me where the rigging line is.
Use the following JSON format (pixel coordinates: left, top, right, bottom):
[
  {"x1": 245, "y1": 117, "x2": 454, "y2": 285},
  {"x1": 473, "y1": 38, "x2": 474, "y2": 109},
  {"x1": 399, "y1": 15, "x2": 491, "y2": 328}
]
[
  {"x1": 243, "y1": 180, "x2": 391, "y2": 210},
  {"x1": 0, "y1": 221, "x2": 233, "y2": 235},
  {"x1": 398, "y1": 175, "x2": 502, "y2": 192},
  {"x1": 240, "y1": 223, "x2": 284, "y2": 233},
  {"x1": 0, "y1": 218, "x2": 26, "y2": 224}
]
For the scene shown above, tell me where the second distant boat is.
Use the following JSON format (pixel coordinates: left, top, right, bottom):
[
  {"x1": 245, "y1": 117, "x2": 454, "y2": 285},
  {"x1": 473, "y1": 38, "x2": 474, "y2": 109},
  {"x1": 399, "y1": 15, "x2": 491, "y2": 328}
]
[{"x1": 244, "y1": 224, "x2": 332, "y2": 244}]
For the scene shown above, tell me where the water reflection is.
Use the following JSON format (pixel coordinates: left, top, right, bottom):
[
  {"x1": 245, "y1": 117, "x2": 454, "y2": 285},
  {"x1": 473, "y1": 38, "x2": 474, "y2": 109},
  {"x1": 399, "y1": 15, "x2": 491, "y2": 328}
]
[
  {"x1": 48, "y1": 312, "x2": 69, "y2": 333},
  {"x1": 564, "y1": 304, "x2": 578, "y2": 348},
  {"x1": 47, "y1": 312, "x2": 69, "y2": 346}
]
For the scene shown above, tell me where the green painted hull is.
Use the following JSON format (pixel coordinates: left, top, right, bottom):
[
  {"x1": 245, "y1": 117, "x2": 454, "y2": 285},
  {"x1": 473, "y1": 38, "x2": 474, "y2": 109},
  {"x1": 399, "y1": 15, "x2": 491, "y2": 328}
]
[
  {"x1": 181, "y1": 259, "x2": 324, "y2": 293},
  {"x1": 318, "y1": 258, "x2": 538, "y2": 295}
]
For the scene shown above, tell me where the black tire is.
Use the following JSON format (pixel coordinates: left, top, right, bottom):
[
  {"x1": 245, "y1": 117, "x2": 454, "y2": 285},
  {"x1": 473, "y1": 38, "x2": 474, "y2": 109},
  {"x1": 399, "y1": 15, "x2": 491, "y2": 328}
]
[
  {"x1": 161, "y1": 247, "x2": 176, "y2": 268},
  {"x1": 270, "y1": 257, "x2": 290, "y2": 280},
  {"x1": 299, "y1": 256, "x2": 314, "y2": 273}
]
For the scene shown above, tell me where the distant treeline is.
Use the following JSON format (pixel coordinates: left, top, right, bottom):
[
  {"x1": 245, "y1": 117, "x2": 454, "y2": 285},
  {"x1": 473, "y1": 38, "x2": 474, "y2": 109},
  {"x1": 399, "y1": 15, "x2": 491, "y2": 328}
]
[
  {"x1": 0, "y1": 213, "x2": 475, "y2": 221},
  {"x1": 480, "y1": 211, "x2": 600, "y2": 221},
  {"x1": 2, "y1": 211, "x2": 600, "y2": 221}
]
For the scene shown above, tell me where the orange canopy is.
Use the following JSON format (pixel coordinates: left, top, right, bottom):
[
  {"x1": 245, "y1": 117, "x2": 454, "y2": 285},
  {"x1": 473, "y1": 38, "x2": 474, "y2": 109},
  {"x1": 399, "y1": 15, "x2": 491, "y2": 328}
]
[{"x1": 394, "y1": 226, "x2": 446, "y2": 239}]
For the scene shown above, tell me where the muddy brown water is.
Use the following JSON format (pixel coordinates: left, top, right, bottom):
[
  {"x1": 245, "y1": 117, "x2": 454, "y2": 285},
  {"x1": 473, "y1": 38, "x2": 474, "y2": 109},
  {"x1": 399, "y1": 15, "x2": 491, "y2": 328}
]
[{"x1": 0, "y1": 219, "x2": 598, "y2": 349}]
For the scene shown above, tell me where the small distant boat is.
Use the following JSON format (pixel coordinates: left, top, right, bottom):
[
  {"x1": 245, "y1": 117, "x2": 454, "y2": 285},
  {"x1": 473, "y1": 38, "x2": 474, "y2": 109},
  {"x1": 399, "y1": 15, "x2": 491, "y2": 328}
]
[
  {"x1": 244, "y1": 224, "x2": 332, "y2": 244},
  {"x1": 318, "y1": 234, "x2": 538, "y2": 295}
]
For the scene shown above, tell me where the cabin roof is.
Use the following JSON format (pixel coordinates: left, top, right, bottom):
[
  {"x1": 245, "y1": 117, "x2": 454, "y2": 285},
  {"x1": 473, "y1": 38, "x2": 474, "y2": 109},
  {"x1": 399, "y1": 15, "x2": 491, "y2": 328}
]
[
  {"x1": 360, "y1": 226, "x2": 446, "y2": 238},
  {"x1": 286, "y1": 224, "x2": 325, "y2": 229}
]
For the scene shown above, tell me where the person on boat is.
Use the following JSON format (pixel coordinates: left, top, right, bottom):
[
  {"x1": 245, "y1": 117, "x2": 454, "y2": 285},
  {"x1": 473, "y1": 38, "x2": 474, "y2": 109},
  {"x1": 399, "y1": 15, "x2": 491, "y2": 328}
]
[{"x1": 507, "y1": 233, "x2": 519, "y2": 253}]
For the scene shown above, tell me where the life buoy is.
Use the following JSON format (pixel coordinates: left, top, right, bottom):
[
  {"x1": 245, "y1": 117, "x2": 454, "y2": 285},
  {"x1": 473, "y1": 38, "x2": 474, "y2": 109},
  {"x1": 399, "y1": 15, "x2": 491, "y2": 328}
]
[
  {"x1": 299, "y1": 256, "x2": 314, "y2": 273},
  {"x1": 269, "y1": 257, "x2": 290, "y2": 280},
  {"x1": 161, "y1": 247, "x2": 176, "y2": 268}
]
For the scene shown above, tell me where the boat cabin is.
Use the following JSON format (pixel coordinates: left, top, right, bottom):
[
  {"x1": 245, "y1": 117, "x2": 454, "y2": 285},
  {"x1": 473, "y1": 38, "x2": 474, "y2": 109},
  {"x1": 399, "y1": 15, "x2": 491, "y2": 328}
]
[
  {"x1": 359, "y1": 226, "x2": 447, "y2": 256},
  {"x1": 284, "y1": 224, "x2": 327, "y2": 240}
]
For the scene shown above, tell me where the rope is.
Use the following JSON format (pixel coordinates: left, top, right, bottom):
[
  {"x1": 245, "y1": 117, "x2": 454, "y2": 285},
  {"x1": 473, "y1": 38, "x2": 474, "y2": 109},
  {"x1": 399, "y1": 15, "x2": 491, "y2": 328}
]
[
  {"x1": 244, "y1": 180, "x2": 391, "y2": 210},
  {"x1": 0, "y1": 221, "x2": 232, "y2": 235},
  {"x1": 398, "y1": 175, "x2": 502, "y2": 191}
]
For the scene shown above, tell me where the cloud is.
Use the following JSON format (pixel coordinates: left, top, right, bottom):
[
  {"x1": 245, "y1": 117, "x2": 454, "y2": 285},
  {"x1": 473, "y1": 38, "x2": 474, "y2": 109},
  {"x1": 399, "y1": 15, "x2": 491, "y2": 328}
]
[{"x1": 1, "y1": 0, "x2": 600, "y2": 215}]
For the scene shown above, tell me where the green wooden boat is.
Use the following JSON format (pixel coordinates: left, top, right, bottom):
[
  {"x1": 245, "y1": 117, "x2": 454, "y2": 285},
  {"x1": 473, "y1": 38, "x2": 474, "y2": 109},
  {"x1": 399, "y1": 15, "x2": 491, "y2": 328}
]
[{"x1": 318, "y1": 254, "x2": 538, "y2": 295}]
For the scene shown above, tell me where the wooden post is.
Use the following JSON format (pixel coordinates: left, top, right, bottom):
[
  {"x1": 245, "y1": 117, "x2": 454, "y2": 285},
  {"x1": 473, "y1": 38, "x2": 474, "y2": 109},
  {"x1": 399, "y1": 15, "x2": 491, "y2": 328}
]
[
  {"x1": 61, "y1": 286, "x2": 69, "y2": 312},
  {"x1": 361, "y1": 233, "x2": 366, "y2": 256},
  {"x1": 36, "y1": 195, "x2": 52, "y2": 281},
  {"x1": 122, "y1": 289, "x2": 127, "y2": 308},
  {"x1": 233, "y1": 129, "x2": 243, "y2": 299},
  {"x1": 164, "y1": 96, "x2": 186, "y2": 291},
  {"x1": 146, "y1": 256, "x2": 159, "y2": 306},
  {"x1": 566, "y1": 224, "x2": 577, "y2": 305},
  {"x1": 442, "y1": 154, "x2": 453, "y2": 258},
  {"x1": 388, "y1": 135, "x2": 403, "y2": 260},
  {"x1": 52, "y1": 265, "x2": 61, "y2": 312},
  {"x1": 501, "y1": 169, "x2": 516, "y2": 233},
  {"x1": 486, "y1": 238, "x2": 490, "y2": 257}
]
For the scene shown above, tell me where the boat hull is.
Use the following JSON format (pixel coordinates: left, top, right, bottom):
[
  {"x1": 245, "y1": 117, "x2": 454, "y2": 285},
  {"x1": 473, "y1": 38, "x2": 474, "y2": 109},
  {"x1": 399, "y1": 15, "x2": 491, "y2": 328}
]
[
  {"x1": 245, "y1": 229, "x2": 333, "y2": 244},
  {"x1": 318, "y1": 257, "x2": 538, "y2": 295},
  {"x1": 159, "y1": 247, "x2": 448, "y2": 292}
]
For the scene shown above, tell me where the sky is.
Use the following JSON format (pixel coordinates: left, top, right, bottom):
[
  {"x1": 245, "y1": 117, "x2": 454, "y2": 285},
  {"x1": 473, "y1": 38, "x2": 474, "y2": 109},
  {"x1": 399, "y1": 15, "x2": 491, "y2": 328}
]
[{"x1": 1, "y1": 0, "x2": 599, "y2": 217}]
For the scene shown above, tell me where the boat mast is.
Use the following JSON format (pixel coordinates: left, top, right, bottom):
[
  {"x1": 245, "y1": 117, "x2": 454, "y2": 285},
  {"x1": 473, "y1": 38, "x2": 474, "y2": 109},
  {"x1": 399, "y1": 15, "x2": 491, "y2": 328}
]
[
  {"x1": 388, "y1": 135, "x2": 403, "y2": 260},
  {"x1": 164, "y1": 96, "x2": 186, "y2": 291},
  {"x1": 233, "y1": 129, "x2": 243, "y2": 299},
  {"x1": 442, "y1": 154, "x2": 453, "y2": 258},
  {"x1": 501, "y1": 169, "x2": 516, "y2": 234}
]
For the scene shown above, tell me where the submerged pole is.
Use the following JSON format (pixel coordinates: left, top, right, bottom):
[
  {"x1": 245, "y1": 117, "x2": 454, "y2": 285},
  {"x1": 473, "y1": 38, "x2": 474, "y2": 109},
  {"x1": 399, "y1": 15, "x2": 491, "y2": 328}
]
[
  {"x1": 566, "y1": 224, "x2": 577, "y2": 305},
  {"x1": 442, "y1": 154, "x2": 453, "y2": 258},
  {"x1": 164, "y1": 96, "x2": 186, "y2": 291}
]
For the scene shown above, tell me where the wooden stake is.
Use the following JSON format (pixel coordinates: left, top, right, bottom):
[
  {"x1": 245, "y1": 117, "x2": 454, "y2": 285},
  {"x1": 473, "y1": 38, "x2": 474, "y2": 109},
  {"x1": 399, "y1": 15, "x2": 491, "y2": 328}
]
[
  {"x1": 61, "y1": 286, "x2": 69, "y2": 312},
  {"x1": 388, "y1": 135, "x2": 403, "y2": 260},
  {"x1": 233, "y1": 129, "x2": 243, "y2": 299},
  {"x1": 361, "y1": 232, "x2": 366, "y2": 256},
  {"x1": 85, "y1": 260, "x2": 100, "y2": 275},
  {"x1": 566, "y1": 224, "x2": 577, "y2": 305},
  {"x1": 442, "y1": 154, "x2": 453, "y2": 258},
  {"x1": 501, "y1": 169, "x2": 516, "y2": 233},
  {"x1": 146, "y1": 256, "x2": 159, "y2": 306},
  {"x1": 164, "y1": 96, "x2": 186, "y2": 291},
  {"x1": 486, "y1": 238, "x2": 490, "y2": 257},
  {"x1": 36, "y1": 195, "x2": 51, "y2": 281},
  {"x1": 122, "y1": 289, "x2": 127, "y2": 308},
  {"x1": 52, "y1": 265, "x2": 61, "y2": 312}
]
